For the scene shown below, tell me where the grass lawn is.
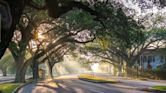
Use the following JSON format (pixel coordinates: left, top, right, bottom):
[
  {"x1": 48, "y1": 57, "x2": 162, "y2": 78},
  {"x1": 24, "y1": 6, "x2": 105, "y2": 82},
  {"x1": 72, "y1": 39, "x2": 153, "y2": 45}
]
[
  {"x1": 0, "y1": 83, "x2": 20, "y2": 93},
  {"x1": 78, "y1": 74, "x2": 119, "y2": 83},
  {"x1": 152, "y1": 86, "x2": 166, "y2": 91}
]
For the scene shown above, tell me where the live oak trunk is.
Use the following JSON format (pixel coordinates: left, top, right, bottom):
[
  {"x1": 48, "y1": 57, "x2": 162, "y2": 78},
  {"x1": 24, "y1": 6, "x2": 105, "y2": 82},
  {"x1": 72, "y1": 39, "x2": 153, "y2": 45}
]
[
  {"x1": 14, "y1": 57, "x2": 30, "y2": 83},
  {"x1": 46, "y1": 61, "x2": 54, "y2": 79},
  {"x1": 15, "y1": 65, "x2": 26, "y2": 83},
  {"x1": 48, "y1": 65, "x2": 53, "y2": 79},
  {"x1": 32, "y1": 61, "x2": 39, "y2": 81},
  {"x1": 1, "y1": 67, "x2": 7, "y2": 76}
]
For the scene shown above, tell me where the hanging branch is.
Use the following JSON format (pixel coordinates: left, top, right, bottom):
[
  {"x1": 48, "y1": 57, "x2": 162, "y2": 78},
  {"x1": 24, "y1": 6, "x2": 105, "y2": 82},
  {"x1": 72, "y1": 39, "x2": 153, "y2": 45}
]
[{"x1": 28, "y1": 0, "x2": 47, "y2": 10}]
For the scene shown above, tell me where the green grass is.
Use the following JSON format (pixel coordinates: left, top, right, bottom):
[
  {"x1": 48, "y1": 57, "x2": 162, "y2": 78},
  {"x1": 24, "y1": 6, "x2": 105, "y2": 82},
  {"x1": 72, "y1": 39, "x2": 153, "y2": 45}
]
[
  {"x1": 152, "y1": 86, "x2": 166, "y2": 91},
  {"x1": 0, "y1": 83, "x2": 20, "y2": 93},
  {"x1": 78, "y1": 74, "x2": 119, "y2": 83}
]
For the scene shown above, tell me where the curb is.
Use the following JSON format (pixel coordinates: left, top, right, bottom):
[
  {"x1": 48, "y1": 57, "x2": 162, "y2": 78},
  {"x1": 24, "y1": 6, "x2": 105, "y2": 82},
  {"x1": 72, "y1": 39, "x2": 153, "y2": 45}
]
[
  {"x1": 12, "y1": 81, "x2": 34, "y2": 93},
  {"x1": 79, "y1": 78, "x2": 166, "y2": 92},
  {"x1": 147, "y1": 87, "x2": 166, "y2": 93},
  {"x1": 139, "y1": 87, "x2": 166, "y2": 93}
]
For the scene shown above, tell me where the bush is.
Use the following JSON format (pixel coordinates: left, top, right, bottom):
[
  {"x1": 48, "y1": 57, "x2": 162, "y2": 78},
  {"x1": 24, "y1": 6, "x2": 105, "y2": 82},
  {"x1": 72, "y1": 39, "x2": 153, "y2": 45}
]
[
  {"x1": 78, "y1": 74, "x2": 119, "y2": 83},
  {"x1": 153, "y1": 70, "x2": 166, "y2": 80},
  {"x1": 152, "y1": 86, "x2": 166, "y2": 91},
  {"x1": 152, "y1": 64, "x2": 166, "y2": 80}
]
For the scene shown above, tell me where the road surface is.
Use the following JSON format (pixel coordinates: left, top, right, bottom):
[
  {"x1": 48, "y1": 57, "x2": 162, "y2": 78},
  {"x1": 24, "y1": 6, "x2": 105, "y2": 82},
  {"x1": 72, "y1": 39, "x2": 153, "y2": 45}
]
[
  {"x1": 18, "y1": 78, "x2": 155, "y2": 93},
  {"x1": 0, "y1": 75, "x2": 15, "y2": 83},
  {"x1": 0, "y1": 75, "x2": 32, "y2": 84},
  {"x1": 89, "y1": 73, "x2": 166, "y2": 89}
]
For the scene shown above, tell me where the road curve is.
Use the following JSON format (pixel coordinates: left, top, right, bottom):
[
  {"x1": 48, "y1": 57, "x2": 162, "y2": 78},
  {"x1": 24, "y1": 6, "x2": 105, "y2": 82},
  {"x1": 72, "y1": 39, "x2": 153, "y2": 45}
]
[{"x1": 18, "y1": 79, "x2": 155, "y2": 93}]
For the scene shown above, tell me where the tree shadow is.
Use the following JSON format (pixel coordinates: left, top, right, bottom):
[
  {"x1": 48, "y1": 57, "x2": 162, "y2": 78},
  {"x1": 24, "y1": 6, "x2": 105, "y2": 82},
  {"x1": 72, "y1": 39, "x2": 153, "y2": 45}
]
[
  {"x1": 19, "y1": 79, "x2": 125, "y2": 93},
  {"x1": 19, "y1": 80, "x2": 86, "y2": 93}
]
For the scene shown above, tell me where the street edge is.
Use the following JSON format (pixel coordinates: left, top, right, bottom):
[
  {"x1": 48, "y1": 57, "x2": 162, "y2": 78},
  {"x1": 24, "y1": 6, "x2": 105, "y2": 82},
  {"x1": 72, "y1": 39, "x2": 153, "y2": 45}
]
[
  {"x1": 12, "y1": 81, "x2": 34, "y2": 93},
  {"x1": 79, "y1": 78, "x2": 120, "y2": 83},
  {"x1": 148, "y1": 87, "x2": 166, "y2": 93}
]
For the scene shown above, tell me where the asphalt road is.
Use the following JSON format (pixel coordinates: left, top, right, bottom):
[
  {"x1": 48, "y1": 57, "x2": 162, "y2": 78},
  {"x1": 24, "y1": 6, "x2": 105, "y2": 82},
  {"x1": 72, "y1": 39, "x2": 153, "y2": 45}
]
[
  {"x1": 0, "y1": 75, "x2": 31, "y2": 83},
  {"x1": 0, "y1": 75, "x2": 15, "y2": 83},
  {"x1": 118, "y1": 79, "x2": 166, "y2": 89},
  {"x1": 18, "y1": 79, "x2": 155, "y2": 93}
]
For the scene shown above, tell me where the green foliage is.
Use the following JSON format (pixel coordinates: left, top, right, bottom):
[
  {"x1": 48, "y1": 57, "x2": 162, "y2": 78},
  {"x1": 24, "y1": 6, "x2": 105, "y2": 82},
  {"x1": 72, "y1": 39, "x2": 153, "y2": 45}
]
[
  {"x1": 64, "y1": 9, "x2": 99, "y2": 30},
  {"x1": 152, "y1": 86, "x2": 166, "y2": 91},
  {"x1": 88, "y1": 2, "x2": 145, "y2": 50},
  {"x1": 0, "y1": 52, "x2": 14, "y2": 68},
  {"x1": 51, "y1": 9, "x2": 100, "y2": 37},
  {"x1": 81, "y1": 2, "x2": 166, "y2": 67},
  {"x1": 147, "y1": 28, "x2": 166, "y2": 39},
  {"x1": 48, "y1": 9, "x2": 100, "y2": 48},
  {"x1": 0, "y1": 83, "x2": 20, "y2": 93},
  {"x1": 0, "y1": 51, "x2": 16, "y2": 74},
  {"x1": 32, "y1": 0, "x2": 45, "y2": 6}
]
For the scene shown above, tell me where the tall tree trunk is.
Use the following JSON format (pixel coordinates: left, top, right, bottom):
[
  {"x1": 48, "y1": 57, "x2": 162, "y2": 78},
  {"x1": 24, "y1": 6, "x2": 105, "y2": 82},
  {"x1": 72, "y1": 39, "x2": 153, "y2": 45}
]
[
  {"x1": 125, "y1": 59, "x2": 132, "y2": 77},
  {"x1": 47, "y1": 61, "x2": 53, "y2": 79},
  {"x1": 1, "y1": 68, "x2": 7, "y2": 76},
  {"x1": 32, "y1": 61, "x2": 39, "y2": 81},
  {"x1": 14, "y1": 57, "x2": 29, "y2": 83},
  {"x1": 48, "y1": 66, "x2": 53, "y2": 79},
  {"x1": 15, "y1": 63, "x2": 29, "y2": 83},
  {"x1": 15, "y1": 57, "x2": 24, "y2": 82},
  {"x1": 15, "y1": 63, "x2": 25, "y2": 82}
]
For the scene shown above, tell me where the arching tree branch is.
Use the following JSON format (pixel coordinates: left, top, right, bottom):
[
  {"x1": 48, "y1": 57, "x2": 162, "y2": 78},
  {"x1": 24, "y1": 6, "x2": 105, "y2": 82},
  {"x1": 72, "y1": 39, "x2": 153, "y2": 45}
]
[{"x1": 28, "y1": 0, "x2": 47, "y2": 10}]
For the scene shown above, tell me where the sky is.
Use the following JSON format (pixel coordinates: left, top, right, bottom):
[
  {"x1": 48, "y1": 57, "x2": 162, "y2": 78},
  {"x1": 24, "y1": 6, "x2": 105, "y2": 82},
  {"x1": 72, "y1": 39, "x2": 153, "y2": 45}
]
[
  {"x1": 118, "y1": 0, "x2": 166, "y2": 28},
  {"x1": 120, "y1": 0, "x2": 165, "y2": 15}
]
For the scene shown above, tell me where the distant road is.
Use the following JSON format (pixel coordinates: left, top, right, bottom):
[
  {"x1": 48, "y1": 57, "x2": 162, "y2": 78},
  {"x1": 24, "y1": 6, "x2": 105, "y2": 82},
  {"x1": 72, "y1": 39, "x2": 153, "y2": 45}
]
[
  {"x1": 0, "y1": 75, "x2": 15, "y2": 83},
  {"x1": 0, "y1": 74, "x2": 31, "y2": 83},
  {"x1": 88, "y1": 73, "x2": 166, "y2": 88}
]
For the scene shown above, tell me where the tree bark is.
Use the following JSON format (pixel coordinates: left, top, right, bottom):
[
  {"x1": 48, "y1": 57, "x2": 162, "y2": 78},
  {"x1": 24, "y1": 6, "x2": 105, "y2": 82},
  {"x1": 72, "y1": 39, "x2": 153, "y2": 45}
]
[
  {"x1": 32, "y1": 61, "x2": 39, "y2": 81},
  {"x1": 46, "y1": 61, "x2": 54, "y2": 79},
  {"x1": 15, "y1": 66, "x2": 26, "y2": 82},
  {"x1": 15, "y1": 62, "x2": 25, "y2": 83},
  {"x1": 126, "y1": 60, "x2": 133, "y2": 77},
  {"x1": 48, "y1": 65, "x2": 53, "y2": 79},
  {"x1": 14, "y1": 57, "x2": 30, "y2": 83},
  {"x1": 1, "y1": 68, "x2": 7, "y2": 76}
]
